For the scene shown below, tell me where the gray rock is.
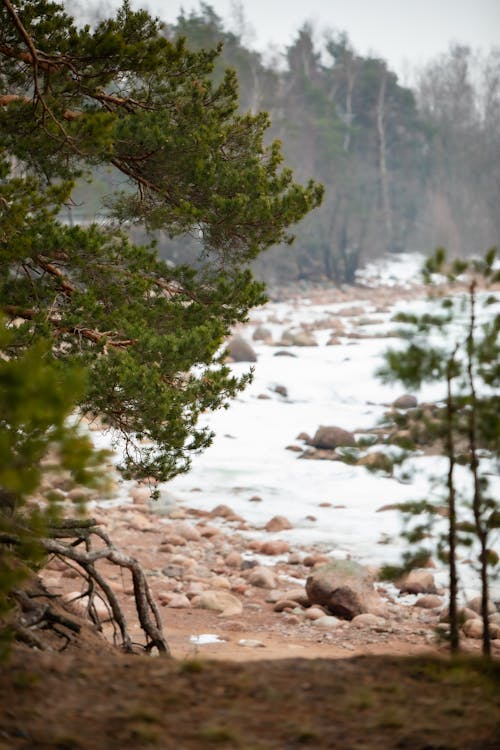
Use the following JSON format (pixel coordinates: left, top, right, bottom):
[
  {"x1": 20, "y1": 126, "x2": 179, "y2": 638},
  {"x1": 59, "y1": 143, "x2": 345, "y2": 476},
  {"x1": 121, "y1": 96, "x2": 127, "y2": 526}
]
[
  {"x1": 281, "y1": 329, "x2": 317, "y2": 347},
  {"x1": 252, "y1": 325, "x2": 272, "y2": 342},
  {"x1": 306, "y1": 560, "x2": 382, "y2": 620},
  {"x1": 225, "y1": 335, "x2": 257, "y2": 362},
  {"x1": 248, "y1": 566, "x2": 276, "y2": 589},
  {"x1": 273, "y1": 384, "x2": 288, "y2": 398},
  {"x1": 161, "y1": 564, "x2": 185, "y2": 578},
  {"x1": 393, "y1": 394, "x2": 418, "y2": 409},
  {"x1": 309, "y1": 426, "x2": 356, "y2": 450}
]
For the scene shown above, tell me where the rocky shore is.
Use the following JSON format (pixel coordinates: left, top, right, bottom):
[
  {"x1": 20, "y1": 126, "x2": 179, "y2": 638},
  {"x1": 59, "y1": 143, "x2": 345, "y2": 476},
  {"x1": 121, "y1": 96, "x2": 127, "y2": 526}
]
[{"x1": 39, "y1": 487, "x2": 500, "y2": 660}]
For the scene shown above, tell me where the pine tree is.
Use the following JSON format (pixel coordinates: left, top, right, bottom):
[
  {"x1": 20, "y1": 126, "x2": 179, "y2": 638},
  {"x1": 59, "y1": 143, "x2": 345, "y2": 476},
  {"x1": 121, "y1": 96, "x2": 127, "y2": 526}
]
[
  {"x1": 0, "y1": 0, "x2": 322, "y2": 653},
  {"x1": 378, "y1": 248, "x2": 500, "y2": 656},
  {"x1": 0, "y1": 0, "x2": 322, "y2": 484}
]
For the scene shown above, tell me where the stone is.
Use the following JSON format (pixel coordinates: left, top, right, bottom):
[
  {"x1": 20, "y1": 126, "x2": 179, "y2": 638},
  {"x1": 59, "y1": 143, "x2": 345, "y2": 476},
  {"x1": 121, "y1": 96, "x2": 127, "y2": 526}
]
[
  {"x1": 166, "y1": 594, "x2": 191, "y2": 609},
  {"x1": 252, "y1": 325, "x2": 272, "y2": 342},
  {"x1": 309, "y1": 426, "x2": 356, "y2": 450},
  {"x1": 126, "y1": 513, "x2": 154, "y2": 532},
  {"x1": 466, "y1": 596, "x2": 497, "y2": 615},
  {"x1": 313, "y1": 615, "x2": 342, "y2": 630},
  {"x1": 196, "y1": 524, "x2": 220, "y2": 538},
  {"x1": 399, "y1": 570, "x2": 437, "y2": 595},
  {"x1": 260, "y1": 540, "x2": 290, "y2": 555},
  {"x1": 199, "y1": 590, "x2": 243, "y2": 617},
  {"x1": 304, "y1": 606, "x2": 327, "y2": 621},
  {"x1": 414, "y1": 595, "x2": 443, "y2": 609},
  {"x1": 306, "y1": 559, "x2": 382, "y2": 620},
  {"x1": 161, "y1": 564, "x2": 185, "y2": 578},
  {"x1": 273, "y1": 599, "x2": 300, "y2": 612},
  {"x1": 357, "y1": 453, "x2": 393, "y2": 473},
  {"x1": 462, "y1": 618, "x2": 484, "y2": 639},
  {"x1": 296, "y1": 432, "x2": 311, "y2": 442},
  {"x1": 281, "y1": 588, "x2": 309, "y2": 606},
  {"x1": 281, "y1": 329, "x2": 317, "y2": 347},
  {"x1": 209, "y1": 577, "x2": 231, "y2": 590},
  {"x1": 393, "y1": 394, "x2": 418, "y2": 409},
  {"x1": 225, "y1": 551, "x2": 242, "y2": 568},
  {"x1": 265, "y1": 515, "x2": 293, "y2": 532},
  {"x1": 489, "y1": 613, "x2": 500, "y2": 625},
  {"x1": 248, "y1": 566, "x2": 277, "y2": 589},
  {"x1": 210, "y1": 504, "x2": 241, "y2": 521},
  {"x1": 170, "y1": 521, "x2": 201, "y2": 542},
  {"x1": 225, "y1": 335, "x2": 257, "y2": 363},
  {"x1": 351, "y1": 613, "x2": 385, "y2": 628},
  {"x1": 303, "y1": 554, "x2": 331, "y2": 567},
  {"x1": 439, "y1": 607, "x2": 478, "y2": 624},
  {"x1": 273, "y1": 350, "x2": 297, "y2": 357},
  {"x1": 273, "y1": 384, "x2": 288, "y2": 398}
]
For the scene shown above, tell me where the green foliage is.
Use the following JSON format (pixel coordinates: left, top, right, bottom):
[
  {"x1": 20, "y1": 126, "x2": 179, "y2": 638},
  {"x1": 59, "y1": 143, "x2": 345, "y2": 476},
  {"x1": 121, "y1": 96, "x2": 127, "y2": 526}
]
[
  {"x1": 377, "y1": 248, "x2": 500, "y2": 655},
  {"x1": 0, "y1": 0, "x2": 321, "y2": 482},
  {"x1": 0, "y1": 319, "x2": 107, "y2": 654}
]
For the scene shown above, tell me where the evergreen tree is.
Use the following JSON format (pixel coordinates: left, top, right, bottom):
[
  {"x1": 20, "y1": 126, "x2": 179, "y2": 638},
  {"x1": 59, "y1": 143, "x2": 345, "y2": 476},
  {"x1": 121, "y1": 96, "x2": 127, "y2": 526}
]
[
  {"x1": 378, "y1": 248, "x2": 500, "y2": 656},
  {"x1": 0, "y1": 0, "x2": 322, "y2": 485}
]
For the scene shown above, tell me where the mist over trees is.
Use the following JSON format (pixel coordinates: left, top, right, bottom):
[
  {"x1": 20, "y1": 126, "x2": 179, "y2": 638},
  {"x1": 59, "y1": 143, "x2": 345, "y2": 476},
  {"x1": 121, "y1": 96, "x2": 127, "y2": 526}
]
[{"x1": 77, "y1": 3, "x2": 497, "y2": 285}]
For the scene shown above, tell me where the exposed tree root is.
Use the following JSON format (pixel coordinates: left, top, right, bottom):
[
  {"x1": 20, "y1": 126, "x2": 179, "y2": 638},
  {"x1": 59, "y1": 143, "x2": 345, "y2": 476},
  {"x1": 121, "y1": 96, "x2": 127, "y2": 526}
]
[{"x1": 3, "y1": 518, "x2": 170, "y2": 656}]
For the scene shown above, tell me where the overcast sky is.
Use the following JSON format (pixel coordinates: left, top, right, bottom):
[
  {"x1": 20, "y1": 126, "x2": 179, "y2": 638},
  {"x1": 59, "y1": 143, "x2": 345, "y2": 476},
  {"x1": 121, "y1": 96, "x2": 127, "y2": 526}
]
[{"x1": 120, "y1": 0, "x2": 500, "y2": 81}]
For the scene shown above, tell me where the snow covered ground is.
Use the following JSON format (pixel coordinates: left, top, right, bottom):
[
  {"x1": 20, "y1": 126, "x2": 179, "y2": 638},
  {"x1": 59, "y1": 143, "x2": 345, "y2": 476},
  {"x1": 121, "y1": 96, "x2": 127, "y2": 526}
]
[{"x1": 97, "y1": 253, "x2": 500, "y2": 603}]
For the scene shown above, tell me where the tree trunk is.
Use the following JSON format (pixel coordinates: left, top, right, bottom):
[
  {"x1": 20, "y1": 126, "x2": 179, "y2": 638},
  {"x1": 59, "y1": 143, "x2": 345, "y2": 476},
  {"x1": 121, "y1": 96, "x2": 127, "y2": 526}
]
[
  {"x1": 376, "y1": 67, "x2": 393, "y2": 249},
  {"x1": 466, "y1": 279, "x2": 491, "y2": 657},
  {"x1": 445, "y1": 349, "x2": 459, "y2": 654}
]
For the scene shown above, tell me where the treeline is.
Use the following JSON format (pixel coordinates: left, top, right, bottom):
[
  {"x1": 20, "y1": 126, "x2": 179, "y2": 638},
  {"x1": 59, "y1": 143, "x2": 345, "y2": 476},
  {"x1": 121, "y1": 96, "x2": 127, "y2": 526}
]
[{"x1": 74, "y1": 3, "x2": 500, "y2": 285}]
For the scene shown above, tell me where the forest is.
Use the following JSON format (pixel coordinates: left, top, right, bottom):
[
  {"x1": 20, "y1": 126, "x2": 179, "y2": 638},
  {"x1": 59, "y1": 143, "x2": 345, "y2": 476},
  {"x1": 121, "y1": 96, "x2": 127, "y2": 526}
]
[{"x1": 71, "y1": 2, "x2": 500, "y2": 285}]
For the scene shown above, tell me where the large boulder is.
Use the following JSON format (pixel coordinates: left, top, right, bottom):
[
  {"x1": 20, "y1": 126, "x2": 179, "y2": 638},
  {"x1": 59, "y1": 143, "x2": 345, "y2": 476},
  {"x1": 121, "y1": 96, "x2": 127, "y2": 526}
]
[
  {"x1": 225, "y1": 335, "x2": 257, "y2": 362},
  {"x1": 306, "y1": 560, "x2": 382, "y2": 620},
  {"x1": 309, "y1": 426, "x2": 356, "y2": 450}
]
